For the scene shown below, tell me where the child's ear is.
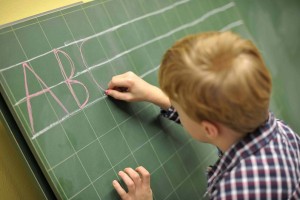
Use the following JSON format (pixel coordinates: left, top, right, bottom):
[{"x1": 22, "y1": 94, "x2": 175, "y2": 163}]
[{"x1": 201, "y1": 121, "x2": 219, "y2": 138}]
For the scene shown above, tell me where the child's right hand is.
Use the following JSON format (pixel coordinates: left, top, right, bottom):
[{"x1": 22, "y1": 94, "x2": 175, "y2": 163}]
[
  {"x1": 106, "y1": 71, "x2": 154, "y2": 102},
  {"x1": 106, "y1": 71, "x2": 171, "y2": 109}
]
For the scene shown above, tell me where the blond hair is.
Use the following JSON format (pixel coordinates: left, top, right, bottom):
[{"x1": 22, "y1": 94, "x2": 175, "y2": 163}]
[{"x1": 159, "y1": 31, "x2": 272, "y2": 133}]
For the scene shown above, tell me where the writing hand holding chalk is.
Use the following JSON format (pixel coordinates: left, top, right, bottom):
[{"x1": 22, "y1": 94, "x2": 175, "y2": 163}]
[{"x1": 106, "y1": 71, "x2": 171, "y2": 109}]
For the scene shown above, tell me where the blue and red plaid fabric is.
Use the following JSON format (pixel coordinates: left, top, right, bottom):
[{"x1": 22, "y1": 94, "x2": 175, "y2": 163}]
[{"x1": 161, "y1": 108, "x2": 300, "y2": 199}]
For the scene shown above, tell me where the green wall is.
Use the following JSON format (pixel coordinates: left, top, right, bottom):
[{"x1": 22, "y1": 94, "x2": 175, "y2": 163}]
[{"x1": 235, "y1": 0, "x2": 300, "y2": 133}]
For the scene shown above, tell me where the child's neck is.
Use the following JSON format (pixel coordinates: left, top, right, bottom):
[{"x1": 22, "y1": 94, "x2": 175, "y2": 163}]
[{"x1": 214, "y1": 124, "x2": 247, "y2": 153}]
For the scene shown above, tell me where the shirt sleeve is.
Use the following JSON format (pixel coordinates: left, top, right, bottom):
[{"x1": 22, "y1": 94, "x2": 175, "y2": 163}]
[{"x1": 160, "y1": 106, "x2": 181, "y2": 124}]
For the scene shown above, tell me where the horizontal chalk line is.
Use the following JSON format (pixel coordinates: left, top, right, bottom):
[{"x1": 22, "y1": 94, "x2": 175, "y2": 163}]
[
  {"x1": 0, "y1": 0, "x2": 189, "y2": 73},
  {"x1": 14, "y1": 2, "x2": 235, "y2": 106}
]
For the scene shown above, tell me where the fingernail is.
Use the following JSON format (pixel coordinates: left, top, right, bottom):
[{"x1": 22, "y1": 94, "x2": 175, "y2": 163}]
[{"x1": 105, "y1": 90, "x2": 109, "y2": 95}]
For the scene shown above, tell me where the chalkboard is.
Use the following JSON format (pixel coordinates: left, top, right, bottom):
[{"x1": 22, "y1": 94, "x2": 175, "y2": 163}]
[
  {"x1": 234, "y1": 0, "x2": 300, "y2": 134},
  {"x1": 0, "y1": 0, "x2": 247, "y2": 199}
]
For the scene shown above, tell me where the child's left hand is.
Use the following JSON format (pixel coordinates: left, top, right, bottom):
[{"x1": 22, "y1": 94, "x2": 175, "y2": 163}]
[{"x1": 112, "y1": 166, "x2": 153, "y2": 200}]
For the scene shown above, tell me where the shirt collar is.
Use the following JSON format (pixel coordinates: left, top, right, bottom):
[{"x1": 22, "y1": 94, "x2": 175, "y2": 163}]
[{"x1": 207, "y1": 112, "x2": 277, "y2": 190}]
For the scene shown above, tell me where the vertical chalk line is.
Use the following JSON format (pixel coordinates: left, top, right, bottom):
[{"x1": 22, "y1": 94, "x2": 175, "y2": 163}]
[
  {"x1": 6, "y1": 0, "x2": 242, "y2": 140},
  {"x1": 0, "y1": 0, "x2": 190, "y2": 73},
  {"x1": 14, "y1": 2, "x2": 236, "y2": 106},
  {"x1": 31, "y1": 95, "x2": 106, "y2": 140},
  {"x1": 29, "y1": 16, "x2": 243, "y2": 140}
]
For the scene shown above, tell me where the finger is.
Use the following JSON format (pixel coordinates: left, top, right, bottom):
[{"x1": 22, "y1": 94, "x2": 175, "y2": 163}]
[
  {"x1": 124, "y1": 168, "x2": 142, "y2": 185},
  {"x1": 112, "y1": 180, "x2": 127, "y2": 199},
  {"x1": 106, "y1": 89, "x2": 132, "y2": 101},
  {"x1": 118, "y1": 171, "x2": 135, "y2": 192},
  {"x1": 136, "y1": 166, "x2": 151, "y2": 186},
  {"x1": 108, "y1": 75, "x2": 130, "y2": 89}
]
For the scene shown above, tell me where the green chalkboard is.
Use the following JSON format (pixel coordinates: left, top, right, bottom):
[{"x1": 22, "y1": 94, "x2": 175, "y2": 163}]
[
  {"x1": 234, "y1": 0, "x2": 300, "y2": 134},
  {"x1": 0, "y1": 0, "x2": 249, "y2": 199}
]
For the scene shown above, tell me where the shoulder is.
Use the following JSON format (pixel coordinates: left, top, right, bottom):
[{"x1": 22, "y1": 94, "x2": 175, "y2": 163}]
[
  {"x1": 211, "y1": 115, "x2": 300, "y2": 199},
  {"x1": 275, "y1": 118, "x2": 300, "y2": 147},
  {"x1": 214, "y1": 148, "x2": 299, "y2": 199}
]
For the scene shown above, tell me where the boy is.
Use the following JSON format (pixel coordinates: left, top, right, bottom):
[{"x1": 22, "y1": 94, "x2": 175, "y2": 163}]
[{"x1": 106, "y1": 31, "x2": 300, "y2": 199}]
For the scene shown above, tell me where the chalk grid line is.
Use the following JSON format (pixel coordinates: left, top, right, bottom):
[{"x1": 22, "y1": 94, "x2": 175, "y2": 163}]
[
  {"x1": 29, "y1": 2, "x2": 239, "y2": 140},
  {"x1": 0, "y1": 0, "x2": 244, "y2": 199}
]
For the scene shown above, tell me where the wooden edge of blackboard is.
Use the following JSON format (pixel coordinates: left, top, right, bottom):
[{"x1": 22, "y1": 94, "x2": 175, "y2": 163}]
[
  {"x1": 0, "y1": 1, "x2": 83, "y2": 29},
  {"x1": 0, "y1": 93, "x2": 57, "y2": 199}
]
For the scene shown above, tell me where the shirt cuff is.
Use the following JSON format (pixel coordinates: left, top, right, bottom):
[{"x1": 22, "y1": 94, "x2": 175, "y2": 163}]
[{"x1": 160, "y1": 106, "x2": 181, "y2": 124}]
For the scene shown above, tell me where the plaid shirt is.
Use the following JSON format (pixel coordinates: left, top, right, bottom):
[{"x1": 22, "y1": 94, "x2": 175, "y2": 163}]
[{"x1": 161, "y1": 107, "x2": 300, "y2": 199}]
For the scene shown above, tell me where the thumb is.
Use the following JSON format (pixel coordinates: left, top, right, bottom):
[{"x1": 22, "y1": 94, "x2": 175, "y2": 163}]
[{"x1": 106, "y1": 89, "x2": 131, "y2": 101}]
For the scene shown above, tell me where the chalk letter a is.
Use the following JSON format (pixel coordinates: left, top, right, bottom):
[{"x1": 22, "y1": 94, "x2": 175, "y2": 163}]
[{"x1": 23, "y1": 62, "x2": 69, "y2": 134}]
